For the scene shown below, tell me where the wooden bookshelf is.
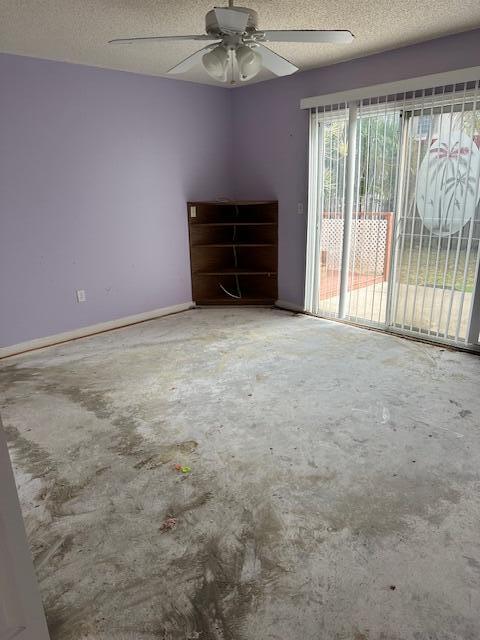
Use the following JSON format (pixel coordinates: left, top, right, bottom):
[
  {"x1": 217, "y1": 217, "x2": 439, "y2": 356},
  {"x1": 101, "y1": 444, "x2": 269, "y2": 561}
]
[{"x1": 187, "y1": 201, "x2": 278, "y2": 305}]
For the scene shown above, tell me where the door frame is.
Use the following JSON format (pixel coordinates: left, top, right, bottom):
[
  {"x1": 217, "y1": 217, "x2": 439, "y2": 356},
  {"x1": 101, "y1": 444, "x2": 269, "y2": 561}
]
[{"x1": 0, "y1": 415, "x2": 50, "y2": 640}]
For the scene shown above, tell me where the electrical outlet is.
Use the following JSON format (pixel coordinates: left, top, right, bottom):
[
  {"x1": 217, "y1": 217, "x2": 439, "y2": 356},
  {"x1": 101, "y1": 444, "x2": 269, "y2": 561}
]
[
  {"x1": 297, "y1": 202, "x2": 304, "y2": 215},
  {"x1": 76, "y1": 289, "x2": 86, "y2": 303}
]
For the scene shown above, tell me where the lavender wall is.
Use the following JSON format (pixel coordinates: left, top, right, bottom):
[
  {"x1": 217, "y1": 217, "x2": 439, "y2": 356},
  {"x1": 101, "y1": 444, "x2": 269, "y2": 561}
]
[
  {"x1": 2, "y1": 30, "x2": 480, "y2": 348},
  {"x1": 0, "y1": 53, "x2": 233, "y2": 347},
  {"x1": 231, "y1": 29, "x2": 480, "y2": 306}
]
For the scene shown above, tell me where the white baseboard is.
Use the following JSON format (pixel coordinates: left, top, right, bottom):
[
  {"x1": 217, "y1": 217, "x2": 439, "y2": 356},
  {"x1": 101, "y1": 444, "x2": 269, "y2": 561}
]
[
  {"x1": 0, "y1": 302, "x2": 195, "y2": 359},
  {"x1": 275, "y1": 299, "x2": 305, "y2": 313}
]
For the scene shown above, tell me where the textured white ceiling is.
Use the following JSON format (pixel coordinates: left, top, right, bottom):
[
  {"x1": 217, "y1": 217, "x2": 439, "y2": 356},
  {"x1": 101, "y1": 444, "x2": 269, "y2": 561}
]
[{"x1": 1, "y1": 0, "x2": 480, "y2": 86}]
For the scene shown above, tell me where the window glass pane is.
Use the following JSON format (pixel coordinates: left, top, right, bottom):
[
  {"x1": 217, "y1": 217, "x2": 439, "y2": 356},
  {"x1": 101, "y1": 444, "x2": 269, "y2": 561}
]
[
  {"x1": 392, "y1": 94, "x2": 480, "y2": 342},
  {"x1": 316, "y1": 109, "x2": 348, "y2": 317},
  {"x1": 347, "y1": 104, "x2": 401, "y2": 325}
]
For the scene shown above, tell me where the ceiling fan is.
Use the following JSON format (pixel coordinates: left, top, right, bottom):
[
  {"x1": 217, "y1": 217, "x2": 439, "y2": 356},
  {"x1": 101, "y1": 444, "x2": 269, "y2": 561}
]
[{"x1": 109, "y1": 1, "x2": 354, "y2": 84}]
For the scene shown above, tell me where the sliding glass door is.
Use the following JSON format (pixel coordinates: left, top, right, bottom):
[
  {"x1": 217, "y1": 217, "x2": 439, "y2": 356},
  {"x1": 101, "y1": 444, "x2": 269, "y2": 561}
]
[
  {"x1": 347, "y1": 101, "x2": 402, "y2": 326},
  {"x1": 305, "y1": 80, "x2": 480, "y2": 349},
  {"x1": 390, "y1": 93, "x2": 480, "y2": 343},
  {"x1": 309, "y1": 105, "x2": 349, "y2": 317}
]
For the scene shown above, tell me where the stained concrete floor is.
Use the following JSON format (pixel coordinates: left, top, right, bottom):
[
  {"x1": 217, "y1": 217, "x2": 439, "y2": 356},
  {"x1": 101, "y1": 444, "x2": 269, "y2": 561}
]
[{"x1": 1, "y1": 307, "x2": 480, "y2": 640}]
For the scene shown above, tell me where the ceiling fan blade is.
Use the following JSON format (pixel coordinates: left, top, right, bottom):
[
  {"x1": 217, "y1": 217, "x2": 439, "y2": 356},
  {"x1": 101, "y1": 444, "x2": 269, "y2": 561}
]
[
  {"x1": 108, "y1": 34, "x2": 216, "y2": 45},
  {"x1": 260, "y1": 30, "x2": 354, "y2": 44},
  {"x1": 166, "y1": 45, "x2": 218, "y2": 74},
  {"x1": 214, "y1": 7, "x2": 249, "y2": 34},
  {"x1": 255, "y1": 44, "x2": 298, "y2": 77}
]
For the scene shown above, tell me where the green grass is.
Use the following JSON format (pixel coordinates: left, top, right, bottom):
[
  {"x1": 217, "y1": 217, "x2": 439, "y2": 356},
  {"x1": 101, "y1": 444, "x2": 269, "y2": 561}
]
[{"x1": 397, "y1": 246, "x2": 477, "y2": 292}]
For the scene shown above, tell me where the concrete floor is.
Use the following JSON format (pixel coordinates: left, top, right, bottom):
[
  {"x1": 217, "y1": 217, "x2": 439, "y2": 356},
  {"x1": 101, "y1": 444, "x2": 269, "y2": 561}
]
[{"x1": 1, "y1": 307, "x2": 480, "y2": 640}]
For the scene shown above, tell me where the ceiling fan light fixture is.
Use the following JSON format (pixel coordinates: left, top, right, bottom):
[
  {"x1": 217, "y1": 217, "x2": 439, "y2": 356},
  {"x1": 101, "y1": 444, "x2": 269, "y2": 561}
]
[
  {"x1": 202, "y1": 45, "x2": 229, "y2": 81},
  {"x1": 110, "y1": 3, "x2": 354, "y2": 82},
  {"x1": 236, "y1": 44, "x2": 261, "y2": 81}
]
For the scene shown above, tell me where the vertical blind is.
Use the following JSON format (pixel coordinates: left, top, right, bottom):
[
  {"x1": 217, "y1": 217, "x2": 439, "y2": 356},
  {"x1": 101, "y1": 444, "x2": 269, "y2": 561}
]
[{"x1": 305, "y1": 80, "x2": 480, "y2": 347}]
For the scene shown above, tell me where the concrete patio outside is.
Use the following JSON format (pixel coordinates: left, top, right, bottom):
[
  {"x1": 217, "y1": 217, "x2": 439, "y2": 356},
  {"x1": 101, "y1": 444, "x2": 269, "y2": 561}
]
[{"x1": 319, "y1": 281, "x2": 473, "y2": 341}]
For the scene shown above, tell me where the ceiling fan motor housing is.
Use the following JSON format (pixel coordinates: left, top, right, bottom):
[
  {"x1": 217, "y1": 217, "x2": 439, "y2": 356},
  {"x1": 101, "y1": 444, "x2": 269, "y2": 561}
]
[{"x1": 206, "y1": 7, "x2": 258, "y2": 36}]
